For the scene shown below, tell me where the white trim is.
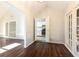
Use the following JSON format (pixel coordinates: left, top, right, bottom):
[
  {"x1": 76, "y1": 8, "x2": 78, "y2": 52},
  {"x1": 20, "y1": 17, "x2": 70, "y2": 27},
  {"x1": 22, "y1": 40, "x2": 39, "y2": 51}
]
[
  {"x1": 48, "y1": 41, "x2": 64, "y2": 45},
  {"x1": 5, "y1": 21, "x2": 16, "y2": 37},
  {"x1": 64, "y1": 43, "x2": 72, "y2": 53},
  {"x1": 0, "y1": 33, "x2": 4, "y2": 37},
  {"x1": 0, "y1": 36, "x2": 23, "y2": 40},
  {"x1": 24, "y1": 41, "x2": 35, "y2": 48},
  {"x1": 49, "y1": 39, "x2": 64, "y2": 44},
  {"x1": 35, "y1": 16, "x2": 50, "y2": 42},
  {"x1": 64, "y1": 43, "x2": 75, "y2": 57}
]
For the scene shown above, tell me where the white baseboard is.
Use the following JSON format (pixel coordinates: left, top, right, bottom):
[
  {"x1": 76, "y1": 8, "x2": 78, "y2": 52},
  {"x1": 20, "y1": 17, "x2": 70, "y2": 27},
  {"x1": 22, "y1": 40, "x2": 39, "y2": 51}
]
[
  {"x1": 48, "y1": 41, "x2": 64, "y2": 44},
  {"x1": 0, "y1": 33, "x2": 24, "y2": 40},
  {"x1": 3, "y1": 36, "x2": 22, "y2": 39},
  {"x1": 24, "y1": 41, "x2": 35, "y2": 48},
  {"x1": 64, "y1": 43, "x2": 75, "y2": 57},
  {"x1": 0, "y1": 33, "x2": 4, "y2": 37},
  {"x1": 34, "y1": 39, "x2": 64, "y2": 44},
  {"x1": 64, "y1": 43, "x2": 72, "y2": 53},
  {"x1": 0, "y1": 35, "x2": 24, "y2": 40}
]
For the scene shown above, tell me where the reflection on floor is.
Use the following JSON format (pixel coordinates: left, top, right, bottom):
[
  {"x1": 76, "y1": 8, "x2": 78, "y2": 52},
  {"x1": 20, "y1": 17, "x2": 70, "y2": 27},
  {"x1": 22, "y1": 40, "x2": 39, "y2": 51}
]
[
  {"x1": 0, "y1": 37, "x2": 24, "y2": 56},
  {"x1": 0, "y1": 48, "x2": 7, "y2": 54},
  {"x1": 0, "y1": 43, "x2": 21, "y2": 53},
  {"x1": 0, "y1": 40, "x2": 73, "y2": 57},
  {"x1": 0, "y1": 37, "x2": 23, "y2": 47},
  {"x1": 2, "y1": 43, "x2": 21, "y2": 50}
]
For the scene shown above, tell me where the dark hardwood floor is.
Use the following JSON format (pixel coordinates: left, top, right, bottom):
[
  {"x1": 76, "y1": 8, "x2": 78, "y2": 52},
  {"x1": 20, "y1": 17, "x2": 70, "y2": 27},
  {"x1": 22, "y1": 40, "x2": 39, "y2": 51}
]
[
  {"x1": 0, "y1": 37, "x2": 24, "y2": 57},
  {"x1": 0, "y1": 39, "x2": 73, "y2": 57},
  {"x1": 0, "y1": 37, "x2": 23, "y2": 47}
]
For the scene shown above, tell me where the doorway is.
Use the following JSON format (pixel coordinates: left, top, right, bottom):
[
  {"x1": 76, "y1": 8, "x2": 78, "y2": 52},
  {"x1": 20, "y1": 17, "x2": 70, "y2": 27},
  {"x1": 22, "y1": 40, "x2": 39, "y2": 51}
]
[
  {"x1": 5, "y1": 21, "x2": 16, "y2": 38},
  {"x1": 35, "y1": 17, "x2": 49, "y2": 42}
]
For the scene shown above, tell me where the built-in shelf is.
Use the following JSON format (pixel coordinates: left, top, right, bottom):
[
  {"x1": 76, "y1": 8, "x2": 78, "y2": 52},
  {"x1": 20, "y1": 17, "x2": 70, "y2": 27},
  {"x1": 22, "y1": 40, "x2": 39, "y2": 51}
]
[
  {"x1": 68, "y1": 14, "x2": 72, "y2": 50},
  {"x1": 76, "y1": 9, "x2": 79, "y2": 52}
]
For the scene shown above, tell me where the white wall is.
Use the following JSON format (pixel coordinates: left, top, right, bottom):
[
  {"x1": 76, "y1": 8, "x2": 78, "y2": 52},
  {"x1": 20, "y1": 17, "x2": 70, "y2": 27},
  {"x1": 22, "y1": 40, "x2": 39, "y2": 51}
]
[
  {"x1": 35, "y1": 7, "x2": 65, "y2": 44},
  {"x1": 7, "y1": 2, "x2": 34, "y2": 47},
  {"x1": 0, "y1": 2, "x2": 67, "y2": 48},
  {"x1": 49, "y1": 8, "x2": 65, "y2": 44},
  {"x1": 25, "y1": 10, "x2": 34, "y2": 47},
  {"x1": 5, "y1": 1, "x2": 65, "y2": 48},
  {"x1": 0, "y1": 18, "x2": 4, "y2": 37},
  {"x1": 0, "y1": 10, "x2": 25, "y2": 39}
]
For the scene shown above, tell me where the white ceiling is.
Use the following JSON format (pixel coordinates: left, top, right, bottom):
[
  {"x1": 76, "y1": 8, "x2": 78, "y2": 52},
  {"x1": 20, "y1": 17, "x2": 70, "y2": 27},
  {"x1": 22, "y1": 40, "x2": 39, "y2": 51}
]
[
  {"x1": 26, "y1": 1, "x2": 70, "y2": 9},
  {"x1": 25, "y1": 1, "x2": 48, "y2": 15},
  {"x1": 28, "y1": 1, "x2": 71, "y2": 10},
  {"x1": 0, "y1": 2, "x2": 9, "y2": 18},
  {"x1": 0, "y1": 1, "x2": 71, "y2": 18},
  {"x1": 9, "y1": 1, "x2": 70, "y2": 14},
  {"x1": 47, "y1": 1, "x2": 71, "y2": 10},
  {"x1": 25, "y1": 1, "x2": 71, "y2": 15}
]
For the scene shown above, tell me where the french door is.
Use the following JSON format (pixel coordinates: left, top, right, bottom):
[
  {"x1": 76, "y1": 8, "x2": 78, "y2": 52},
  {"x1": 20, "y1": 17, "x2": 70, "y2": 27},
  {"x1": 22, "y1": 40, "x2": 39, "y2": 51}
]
[{"x1": 5, "y1": 21, "x2": 16, "y2": 37}]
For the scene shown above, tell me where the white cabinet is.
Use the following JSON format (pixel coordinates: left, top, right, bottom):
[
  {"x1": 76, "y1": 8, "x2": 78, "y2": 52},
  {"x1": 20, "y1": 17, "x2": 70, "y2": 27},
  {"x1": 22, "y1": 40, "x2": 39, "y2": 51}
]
[
  {"x1": 76, "y1": 8, "x2": 79, "y2": 53},
  {"x1": 68, "y1": 14, "x2": 72, "y2": 50},
  {"x1": 66, "y1": 13, "x2": 73, "y2": 51},
  {"x1": 65, "y1": 5, "x2": 79, "y2": 56}
]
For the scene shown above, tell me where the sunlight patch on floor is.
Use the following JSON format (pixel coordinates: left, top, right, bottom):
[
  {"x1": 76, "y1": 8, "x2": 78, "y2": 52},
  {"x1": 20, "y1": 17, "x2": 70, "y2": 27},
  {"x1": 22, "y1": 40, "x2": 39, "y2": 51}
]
[
  {"x1": 2, "y1": 43, "x2": 21, "y2": 50},
  {"x1": 0, "y1": 43, "x2": 21, "y2": 54},
  {"x1": 0, "y1": 48, "x2": 7, "y2": 53}
]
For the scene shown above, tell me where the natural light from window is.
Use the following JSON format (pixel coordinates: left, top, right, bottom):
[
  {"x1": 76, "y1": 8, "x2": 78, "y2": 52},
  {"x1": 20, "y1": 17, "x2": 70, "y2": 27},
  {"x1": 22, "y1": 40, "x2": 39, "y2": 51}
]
[
  {"x1": 0, "y1": 48, "x2": 7, "y2": 53},
  {"x1": 2, "y1": 43, "x2": 21, "y2": 50},
  {"x1": 0, "y1": 43, "x2": 21, "y2": 54}
]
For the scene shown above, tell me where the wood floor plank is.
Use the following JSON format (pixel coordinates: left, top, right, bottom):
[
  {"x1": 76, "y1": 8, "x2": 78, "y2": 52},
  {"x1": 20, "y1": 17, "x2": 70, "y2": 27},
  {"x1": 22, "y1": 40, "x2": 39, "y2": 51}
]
[{"x1": 0, "y1": 39, "x2": 73, "y2": 57}]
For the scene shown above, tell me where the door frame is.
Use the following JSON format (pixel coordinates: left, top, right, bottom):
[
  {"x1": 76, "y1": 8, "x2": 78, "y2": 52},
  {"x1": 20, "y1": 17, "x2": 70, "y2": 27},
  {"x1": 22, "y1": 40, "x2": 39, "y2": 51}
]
[
  {"x1": 5, "y1": 20, "x2": 16, "y2": 38},
  {"x1": 35, "y1": 16, "x2": 50, "y2": 42}
]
